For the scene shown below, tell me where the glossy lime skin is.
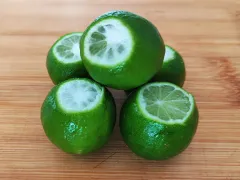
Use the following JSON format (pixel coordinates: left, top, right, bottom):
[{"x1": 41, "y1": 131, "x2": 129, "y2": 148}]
[
  {"x1": 152, "y1": 45, "x2": 186, "y2": 87},
  {"x1": 81, "y1": 10, "x2": 165, "y2": 90},
  {"x1": 124, "y1": 45, "x2": 186, "y2": 95},
  {"x1": 41, "y1": 78, "x2": 116, "y2": 154},
  {"x1": 47, "y1": 33, "x2": 88, "y2": 85},
  {"x1": 120, "y1": 89, "x2": 199, "y2": 160}
]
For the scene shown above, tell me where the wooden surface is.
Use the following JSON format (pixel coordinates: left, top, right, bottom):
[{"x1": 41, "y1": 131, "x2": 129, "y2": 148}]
[{"x1": 0, "y1": 0, "x2": 240, "y2": 179}]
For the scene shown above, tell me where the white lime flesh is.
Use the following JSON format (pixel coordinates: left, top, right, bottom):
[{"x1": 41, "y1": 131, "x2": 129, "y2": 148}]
[
  {"x1": 53, "y1": 33, "x2": 82, "y2": 64},
  {"x1": 83, "y1": 19, "x2": 133, "y2": 66},
  {"x1": 57, "y1": 79, "x2": 104, "y2": 113}
]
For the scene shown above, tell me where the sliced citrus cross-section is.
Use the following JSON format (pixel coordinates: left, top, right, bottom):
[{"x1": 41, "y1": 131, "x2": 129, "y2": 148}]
[{"x1": 139, "y1": 82, "x2": 192, "y2": 123}]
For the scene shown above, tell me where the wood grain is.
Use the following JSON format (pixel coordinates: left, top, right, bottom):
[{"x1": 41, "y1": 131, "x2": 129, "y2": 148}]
[{"x1": 0, "y1": 0, "x2": 240, "y2": 179}]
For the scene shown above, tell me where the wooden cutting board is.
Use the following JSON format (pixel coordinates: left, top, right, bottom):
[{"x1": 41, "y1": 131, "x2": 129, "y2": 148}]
[{"x1": 0, "y1": 0, "x2": 239, "y2": 179}]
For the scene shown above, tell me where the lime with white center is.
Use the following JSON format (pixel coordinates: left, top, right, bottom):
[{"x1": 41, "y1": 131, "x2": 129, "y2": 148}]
[
  {"x1": 80, "y1": 10, "x2": 165, "y2": 90},
  {"x1": 41, "y1": 78, "x2": 116, "y2": 154},
  {"x1": 152, "y1": 45, "x2": 186, "y2": 87},
  {"x1": 46, "y1": 32, "x2": 88, "y2": 84},
  {"x1": 120, "y1": 82, "x2": 199, "y2": 160}
]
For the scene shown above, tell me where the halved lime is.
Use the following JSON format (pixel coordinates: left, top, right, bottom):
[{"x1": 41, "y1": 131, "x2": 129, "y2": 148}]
[
  {"x1": 47, "y1": 32, "x2": 87, "y2": 84},
  {"x1": 41, "y1": 78, "x2": 116, "y2": 154},
  {"x1": 120, "y1": 82, "x2": 198, "y2": 160},
  {"x1": 152, "y1": 45, "x2": 186, "y2": 87},
  {"x1": 80, "y1": 10, "x2": 165, "y2": 90}
]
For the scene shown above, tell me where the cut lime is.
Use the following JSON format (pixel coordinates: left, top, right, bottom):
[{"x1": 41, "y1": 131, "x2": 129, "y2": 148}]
[
  {"x1": 120, "y1": 82, "x2": 198, "y2": 160},
  {"x1": 81, "y1": 10, "x2": 165, "y2": 90},
  {"x1": 47, "y1": 32, "x2": 87, "y2": 84},
  {"x1": 152, "y1": 45, "x2": 186, "y2": 87},
  {"x1": 41, "y1": 78, "x2": 116, "y2": 154}
]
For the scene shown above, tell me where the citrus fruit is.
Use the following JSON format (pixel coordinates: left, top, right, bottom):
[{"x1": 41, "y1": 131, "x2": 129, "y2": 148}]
[
  {"x1": 125, "y1": 45, "x2": 186, "y2": 95},
  {"x1": 47, "y1": 32, "x2": 87, "y2": 84},
  {"x1": 124, "y1": 45, "x2": 186, "y2": 95},
  {"x1": 120, "y1": 82, "x2": 198, "y2": 160},
  {"x1": 41, "y1": 78, "x2": 116, "y2": 154},
  {"x1": 80, "y1": 10, "x2": 165, "y2": 90},
  {"x1": 152, "y1": 45, "x2": 186, "y2": 87}
]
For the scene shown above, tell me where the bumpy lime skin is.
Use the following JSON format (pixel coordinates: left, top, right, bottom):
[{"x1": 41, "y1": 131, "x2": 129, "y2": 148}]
[
  {"x1": 41, "y1": 78, "x2": 116, "y2": 155},
  {"x1": 47, "y1": 33, "x2": 88, "y2": 85},
  {"x1": 81, "y1": 11, "x2": 165, "y2": 90},
  {"x1": 120, "y1": 89, "x2": 199, "y2": 160},
  {"x1": 152, "y1": 45, "x2": 186, "y2": 87}
]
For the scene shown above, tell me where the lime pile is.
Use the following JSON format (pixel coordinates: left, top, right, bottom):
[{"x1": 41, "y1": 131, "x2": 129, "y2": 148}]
[{"x1": 41, "y1": 10, "x2": 199, "y2": 160}]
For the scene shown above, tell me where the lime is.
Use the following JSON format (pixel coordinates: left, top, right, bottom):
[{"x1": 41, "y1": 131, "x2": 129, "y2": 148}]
[
  {"x1": 80, "y1": 10, "x2": 165, "y2": 90},
  {"x1": 120, "y1": 82, "x2": 198, "y2": 160},
  {"x1": 41, "y1": 78, "x2": 116, "y2": 154},
  {"x1": 152, "y1": 45, "x2": 186, "y2": 87},
  {"x1": 47, "y1": 32, "x2": 87, "y2": 84},
  {"x1": 124, "y1": 45, "x2": 186, "y2": 95}
]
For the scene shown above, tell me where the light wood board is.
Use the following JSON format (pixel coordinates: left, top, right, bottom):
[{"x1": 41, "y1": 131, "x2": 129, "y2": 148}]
[{"x1": 0, "y1": 0, "x2": 240, "y2": 179}]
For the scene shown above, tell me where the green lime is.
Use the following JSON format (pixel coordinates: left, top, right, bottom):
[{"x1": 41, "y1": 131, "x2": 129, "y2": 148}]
[
  {"x1": 47, "y1": 32, "x2": 87, "y2": 84},
  {"x1": 124, "y1": 45, "x2": 186, "y2": 95},
  {"x1": 41, "y1": 78, "x2": 116, "y2": 154},
  {"x1": 120, "y1": 82, "x2": 198, "y2": 160},
  {"x1": 80, "y1": 10, "x2": 165, "y2": 90},
  {"x1": 152, "y1": 45, "x2": 186, "y2": 87}
]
